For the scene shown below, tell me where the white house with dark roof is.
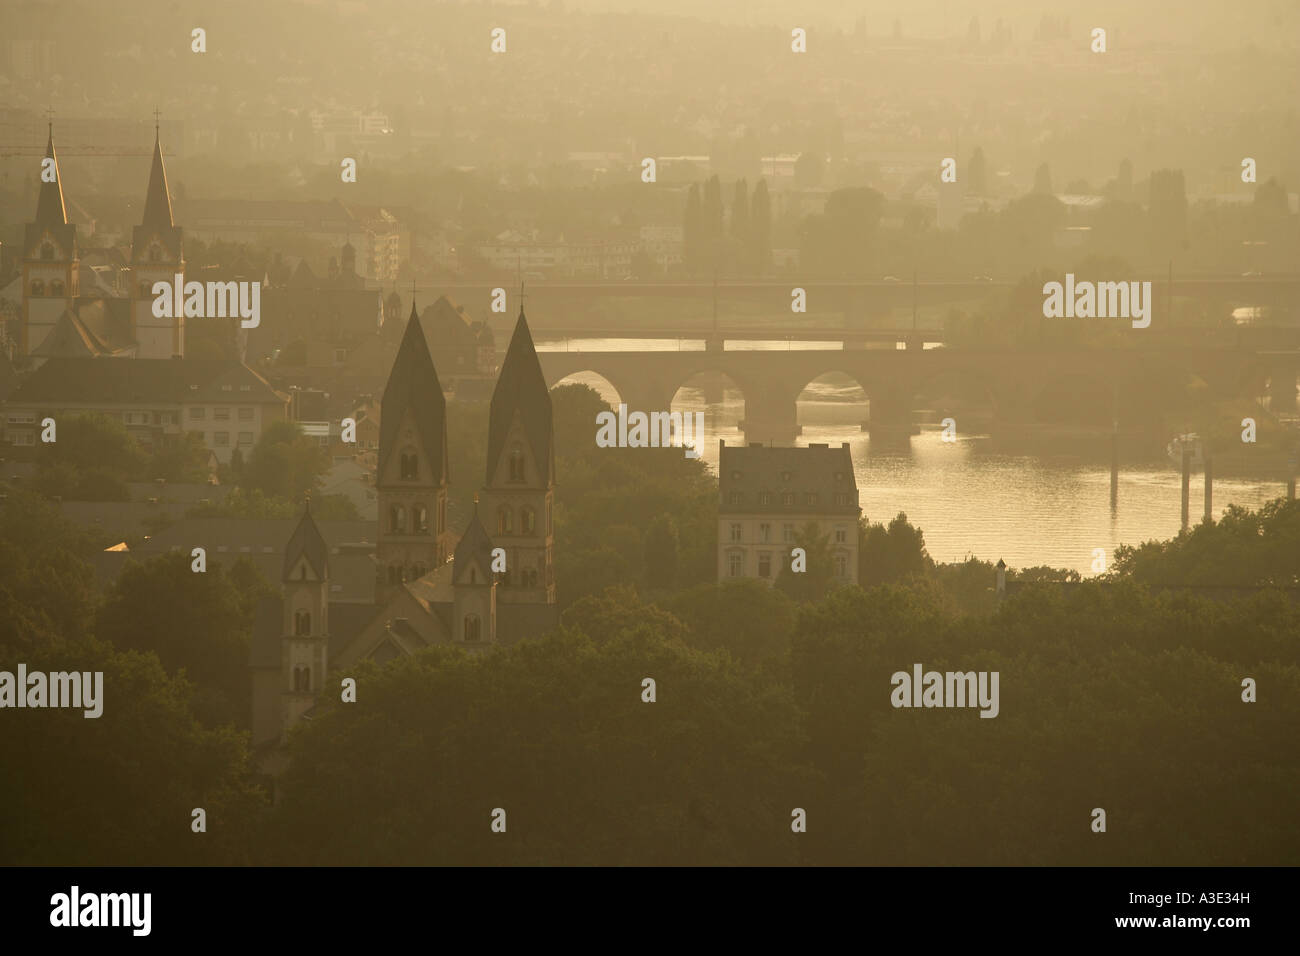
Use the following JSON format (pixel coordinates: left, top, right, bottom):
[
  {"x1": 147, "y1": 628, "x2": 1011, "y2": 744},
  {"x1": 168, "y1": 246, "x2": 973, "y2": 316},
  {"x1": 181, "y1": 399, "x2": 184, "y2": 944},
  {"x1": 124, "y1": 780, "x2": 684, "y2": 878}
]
[
  {"x1": 717, "y1": 440, "x2": 861, "y2": 585},
  {"x1": 3, "y1": 356, "x2": 288, "y2": 461}
]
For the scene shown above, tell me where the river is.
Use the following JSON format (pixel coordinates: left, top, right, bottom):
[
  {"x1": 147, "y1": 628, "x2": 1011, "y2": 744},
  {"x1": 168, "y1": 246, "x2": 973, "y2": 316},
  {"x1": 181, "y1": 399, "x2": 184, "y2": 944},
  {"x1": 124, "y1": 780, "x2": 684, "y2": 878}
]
[{"x1": 538, "y1": 337, "x2": 1291, "y2": 573}]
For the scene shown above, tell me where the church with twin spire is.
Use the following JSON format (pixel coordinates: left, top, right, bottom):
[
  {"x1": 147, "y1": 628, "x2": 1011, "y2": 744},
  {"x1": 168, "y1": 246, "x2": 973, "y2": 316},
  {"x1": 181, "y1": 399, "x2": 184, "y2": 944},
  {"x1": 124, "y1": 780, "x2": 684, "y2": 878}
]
[
  {"x1": 19, "y1": 121, "x2": 185, "y2": 362},
  {"x1": 250, "y1": 303, "x2": 560, "y2": 752}
]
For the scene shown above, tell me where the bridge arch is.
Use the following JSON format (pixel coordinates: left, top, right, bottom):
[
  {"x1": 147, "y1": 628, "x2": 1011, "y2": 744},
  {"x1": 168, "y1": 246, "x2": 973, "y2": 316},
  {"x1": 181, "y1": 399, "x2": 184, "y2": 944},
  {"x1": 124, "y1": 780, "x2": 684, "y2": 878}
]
[{"x1": 549, "y1": 370, "x2": 624, "y2": 408}]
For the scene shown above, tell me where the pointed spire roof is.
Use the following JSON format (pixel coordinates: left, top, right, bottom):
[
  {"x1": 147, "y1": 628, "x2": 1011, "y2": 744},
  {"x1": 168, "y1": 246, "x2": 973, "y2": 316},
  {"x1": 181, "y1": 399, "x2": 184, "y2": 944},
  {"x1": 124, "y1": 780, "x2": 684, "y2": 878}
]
[
  {"x1": 453, "y1": 499, "x2": 495, "y2": 584},
  {"x1": 34, "y1": 126, "x2": 68, "y2": 227},
  {"x1": 283, "y1": 502, "x2": 329, "y2": 580},
  {"x1": 379, "y1": 301, "x2": 448, "y2": 484},
  {"x1": 486, "y1": 308, "x2": 553, "y2": 485},
  {"x1": 140, "y1": 130, "x2": 175, "y2": 229}
]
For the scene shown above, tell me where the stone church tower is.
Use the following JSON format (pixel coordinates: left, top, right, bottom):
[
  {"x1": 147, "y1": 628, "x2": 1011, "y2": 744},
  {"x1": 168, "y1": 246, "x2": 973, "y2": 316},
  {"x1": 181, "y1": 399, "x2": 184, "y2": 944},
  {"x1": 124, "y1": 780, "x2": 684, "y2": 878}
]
[
  {"x1": 281, "y1": 504, "x2": 330, "y2": 734},
  {"x1": 21, "y1": 125, "x2": 78, "y2": 357},
  {"x1": 480, "y1": 309, "x2": 556, "y2": 604},
  {"x1": 375, "y1": 301, "x2": 452, "y2": 601},
  {"x1": 130, "y1": 124, "x2": 185, "y2": 358}
]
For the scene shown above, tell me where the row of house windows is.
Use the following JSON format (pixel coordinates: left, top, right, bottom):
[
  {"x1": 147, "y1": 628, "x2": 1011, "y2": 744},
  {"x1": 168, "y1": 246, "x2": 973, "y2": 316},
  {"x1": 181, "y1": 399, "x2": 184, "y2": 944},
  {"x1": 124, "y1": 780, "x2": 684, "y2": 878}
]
[
  {"x1": 729, "y1": 490, "x2": 857, "y2": 507},
  {"x1": 190, "y1": 407, "x2": 255, "y2": 421},
  {"x1": 727, "y1": 551, "x2": 850, "y2": 579},
  {"x1": 729, "y1": 523, "x2": 849, "y2": 544}
]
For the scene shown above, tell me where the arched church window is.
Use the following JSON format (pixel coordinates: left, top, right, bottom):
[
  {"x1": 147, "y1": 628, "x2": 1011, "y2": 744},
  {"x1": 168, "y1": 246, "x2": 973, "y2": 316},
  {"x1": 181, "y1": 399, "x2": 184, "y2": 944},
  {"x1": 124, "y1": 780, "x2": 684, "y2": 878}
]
[
  {"x1": 415, "y1": 504, "x2": 429, "y2": 534},
  {"x1": 521, "y1": 506, "x2": 536, "y2": 535},
  {"x1": 30, "y1": 280, "x2": 44, "y2": 296},
  {"x1": 464, "y1": 614, "x2": 481, "y2": 642},
  {"x1": 508, "y1": 442, "x2": 525, "y2": 482},
  {"x1": 399, "y1": 447, "x2": 418, "y2": 480},
  {"x1": 294, "y1": 610, "x2": 310, "y2": 635},
  {"x1": 496, "y1": 506, "x2": 512, "y2": 535}
]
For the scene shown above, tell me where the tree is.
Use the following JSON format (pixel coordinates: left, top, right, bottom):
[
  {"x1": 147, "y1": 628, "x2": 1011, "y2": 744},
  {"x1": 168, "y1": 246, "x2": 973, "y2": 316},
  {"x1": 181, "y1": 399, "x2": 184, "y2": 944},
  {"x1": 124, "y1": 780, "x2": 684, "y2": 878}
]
[
  {"x1": 1033, "y1": 162, "x2": 1053, "y2": 195},
  {"x1": 241, "y1": 421, "x2": 329, "y2": 501},
  {"x1": 683, "y1": 183, "x2": 702, "y2": 275},
  {"x1": 0, "y1": 634, "x2": 264, "y2": 865},
  {"x1": 749, "y1": 179, "x2": 772, "y2": 275},
  {"x1": 774, "y1": 521, "x2": 837, "y2": 602},
  {"x1": 794, "y1": 151, "x2": 826, "y2": 188},
  {"x1": 667, "y1": 578, "x2": 795, "y2": 663},
  {"x1": 730, "y1": 178, "x2": 750, "y2": 241},
  {"x1": 702, "y1": 175, "x2": 724, "y2": 270},
  {"x1": 643, "y1": 514, "x2": 679, "y2": 588},
  {"x1": 858, "y1": 512, "x2": 933, "y2": 587},
  {"x1": 38, "y1": 413, "x2": 144, "y2": 476},
  {"x1": 273, "y1": 618, "x2": 806, "y2": 865},
  {"x1": 96, "y1": 550, "x2": 262, "y2": 728},
  {"x1": 149, "y1": 431, "x2": 212, "y2": 483},
  {"x1": 967, "y1": 147, "x2": 988, "y2": 198},
  {"x1": 1148, "y1": 168, "x2": 1188, "y2": 256}
]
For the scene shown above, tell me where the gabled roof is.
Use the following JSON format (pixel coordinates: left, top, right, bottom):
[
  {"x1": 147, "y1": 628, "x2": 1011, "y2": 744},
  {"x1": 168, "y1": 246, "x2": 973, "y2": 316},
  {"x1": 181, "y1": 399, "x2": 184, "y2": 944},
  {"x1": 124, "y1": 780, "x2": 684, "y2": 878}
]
[
  {"x1": 8, "y1": 357, "x2": 285, "y2": 406},
  {"x1": 486, "y1": 309, "x2": 553, "y2": 484},
  {"x1": 453, "y1": 502, "x2": 494, "y2": 585},
  {"x1": 282, "y1": 504, "x2": 330, "y2": 581},
  {"x1": 379, "y1": 302, "x2": 448, "y2": 484},
  {"x1": 30, "y1": 309, "x2": 108, "y2": 358}
]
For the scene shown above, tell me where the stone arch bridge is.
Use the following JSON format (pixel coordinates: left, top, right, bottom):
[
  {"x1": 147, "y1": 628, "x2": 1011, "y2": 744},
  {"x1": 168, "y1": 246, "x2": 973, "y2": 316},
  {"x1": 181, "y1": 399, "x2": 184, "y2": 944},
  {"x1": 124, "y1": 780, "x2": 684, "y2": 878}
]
[{"x1": 538, "y1": 346, "x2": 1296, "y2": 445}]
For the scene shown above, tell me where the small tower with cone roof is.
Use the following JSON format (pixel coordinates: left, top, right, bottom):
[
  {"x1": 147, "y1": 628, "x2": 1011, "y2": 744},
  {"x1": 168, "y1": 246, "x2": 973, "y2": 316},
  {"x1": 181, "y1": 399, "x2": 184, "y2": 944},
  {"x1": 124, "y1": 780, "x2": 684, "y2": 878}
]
[
  {"x1": 281, "y1": 500, "x2": 330, "y2": 732},
  {"x1": 453, "y1": 496, "x2": 497, "y2": 644}
]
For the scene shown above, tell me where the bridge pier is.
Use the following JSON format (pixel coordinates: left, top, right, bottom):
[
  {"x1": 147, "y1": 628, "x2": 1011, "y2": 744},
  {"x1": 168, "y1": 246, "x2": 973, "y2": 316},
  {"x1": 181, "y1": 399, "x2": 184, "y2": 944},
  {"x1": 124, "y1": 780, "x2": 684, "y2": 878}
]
[
  {"x1": 740, "y1": 388, "x2": 802, "y2": 446},
  {"x1": 866, "y1": 389, "x2": 918, "y2": 443}
]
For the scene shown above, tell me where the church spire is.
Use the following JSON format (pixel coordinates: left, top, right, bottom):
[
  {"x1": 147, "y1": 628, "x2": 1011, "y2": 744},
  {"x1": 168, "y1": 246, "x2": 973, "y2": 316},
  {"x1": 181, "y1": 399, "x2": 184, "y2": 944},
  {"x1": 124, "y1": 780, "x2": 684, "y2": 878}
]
[
  {"x1": 141, "y1": 120, "x2": 175, "y2": 230},
  {"x1": 486, "y1": 306, "x2": 553, "y2": 485},
  {"x1": 34, "y1": 126, "x2": 68, "y2": 227},
  {"x1": 378, "y1": 299, "x2": 448, "y2": 484},
  {"x1": 283, "y1": 502, "x2": 329, "y2": 581}
]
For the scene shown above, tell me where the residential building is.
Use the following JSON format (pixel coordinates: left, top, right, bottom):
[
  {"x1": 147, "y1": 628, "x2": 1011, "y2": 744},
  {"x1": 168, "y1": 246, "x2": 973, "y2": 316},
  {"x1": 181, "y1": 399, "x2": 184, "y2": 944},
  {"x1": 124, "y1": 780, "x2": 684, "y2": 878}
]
[{"x1": 717, "y1": 440, "x2": 861, "y2": 585}]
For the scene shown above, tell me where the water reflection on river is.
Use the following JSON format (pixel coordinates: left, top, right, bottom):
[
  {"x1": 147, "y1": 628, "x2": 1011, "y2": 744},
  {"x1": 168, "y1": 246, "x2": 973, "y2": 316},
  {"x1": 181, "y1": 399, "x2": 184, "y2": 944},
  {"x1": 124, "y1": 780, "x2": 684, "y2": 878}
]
[{"x1": 539, "y1": 340, "x2": 1286, "y2": 573}]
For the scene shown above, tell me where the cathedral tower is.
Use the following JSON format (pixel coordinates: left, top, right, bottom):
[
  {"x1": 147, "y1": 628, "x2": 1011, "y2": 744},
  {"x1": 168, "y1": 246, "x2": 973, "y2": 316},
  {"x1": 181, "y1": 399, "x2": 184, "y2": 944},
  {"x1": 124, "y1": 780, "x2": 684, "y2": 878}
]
[
  {"x1": 282, "y1": 504, "x2": 330, "y2": 734},
  {"x1": 130, "y1": 123, "x2": 185, "y2": 358},
  {"x1": 480, "y1": 309, "x2": 556, "y2": 604},
  {"x1": 21, "y1": 125, "x2": 78, "y2": 358},
  {"x1": 375, "y1": 301, "x2": 452, "y2": 601}
]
